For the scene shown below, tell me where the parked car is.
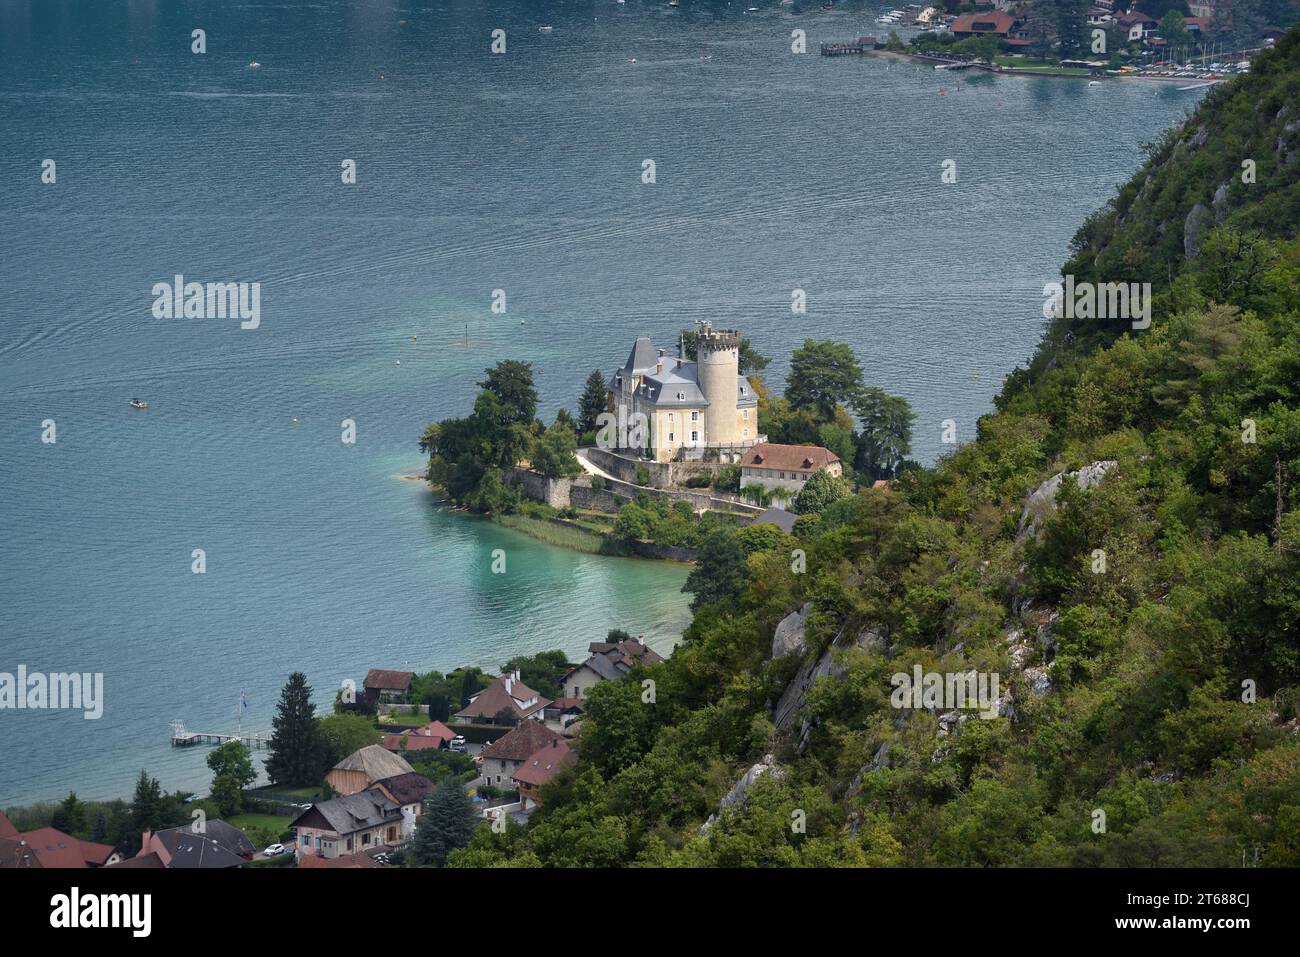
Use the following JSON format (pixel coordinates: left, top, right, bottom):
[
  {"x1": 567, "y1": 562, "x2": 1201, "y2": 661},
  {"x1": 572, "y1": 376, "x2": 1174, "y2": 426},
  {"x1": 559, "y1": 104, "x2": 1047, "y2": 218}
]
[
  {"x1": 448, "y1": 735, "x2": 468, "y2": 752},
  {"x1": 263, "y1": 843, "x2": 286, "y2": 857}
]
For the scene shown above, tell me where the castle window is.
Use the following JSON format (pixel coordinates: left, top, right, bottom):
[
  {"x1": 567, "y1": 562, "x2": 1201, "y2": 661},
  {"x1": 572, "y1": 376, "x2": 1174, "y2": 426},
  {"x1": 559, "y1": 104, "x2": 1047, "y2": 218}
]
[
  {"x1": 677, "y1": 392, "x2": 685, "y2": 400},
  {"x1": 669, "y1": 432, "x2": 674, "y2": 442},
  {"x1": 691, "y1": 411, "x2": 699, "y2": 421},
  {"x1": 691, "y1": 431, "x2": 698, "y2": 443}
]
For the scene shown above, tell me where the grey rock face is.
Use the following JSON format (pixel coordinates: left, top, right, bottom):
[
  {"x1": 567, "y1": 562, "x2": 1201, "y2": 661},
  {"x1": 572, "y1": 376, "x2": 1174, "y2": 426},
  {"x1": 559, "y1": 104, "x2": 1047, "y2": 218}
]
[
  {"x1": 1185, "y1": 202, "x2": 1211, "y2": 259},
  {"x1": 1212, "y1": 181, "x2": 1230, "y2": 221},
  {"x1": 771, "y1": 602, "x2": 812, "y2": 660},
  {"x1": 1016, "y1": 461, "x2": 1117, "y2": 540},
  {"x1": 700, "y1": 754, "x2": 783, "y2": 834},
  {"x1": 1024, "y1": 665, "x2": 1052, "y2": 696}
]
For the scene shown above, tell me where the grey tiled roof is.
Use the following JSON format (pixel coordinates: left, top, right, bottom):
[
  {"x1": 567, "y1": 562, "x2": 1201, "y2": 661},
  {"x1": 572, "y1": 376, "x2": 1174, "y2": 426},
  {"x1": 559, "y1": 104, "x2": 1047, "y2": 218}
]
[
  {"x1": 307, "y1": 789, "x2": 402, "y2": 836},
  {"x1": 624, "y1": 336, "x2": 658, "y2": 374}
]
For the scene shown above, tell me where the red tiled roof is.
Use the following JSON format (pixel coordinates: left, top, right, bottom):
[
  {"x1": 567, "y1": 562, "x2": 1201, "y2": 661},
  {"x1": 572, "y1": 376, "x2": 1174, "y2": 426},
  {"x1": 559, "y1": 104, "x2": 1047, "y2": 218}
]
[
  {"x1": 382, "y1": 732, "x2": 444, "y2": 751},
  {"x1": 481, "y1": 720, "x2": 559, "y2": 762},
  {"x1": 14, "y1": 828, "x2": 116, "y2": 868},
  {"x1": 950, "y1": 12, "x2": 1018, "y2": 35},
  {"x1": 381, "y1": 719, "x2": 459, "y2": 751},
  {"x1": 374, "y1": 772, "x2": 435, "y2": 806},
  {"x1": 0, "y1": 812, "x2": 17, "y2": 840},
  {"x1": 298, "y1": 849, "x2": 385, "y2": 868},
  {"x1": 455, "y1": 674, "x2": 549, "y2": 722},
  {"x1": 512, "y1": 739, "x2": 575, "y2": 788},
  {"x1": 742, "y1": 443, "x2": 840, "y2": 473},
  {"x1": 364, "y1": 669, "x2": 414, "y2": 691}
]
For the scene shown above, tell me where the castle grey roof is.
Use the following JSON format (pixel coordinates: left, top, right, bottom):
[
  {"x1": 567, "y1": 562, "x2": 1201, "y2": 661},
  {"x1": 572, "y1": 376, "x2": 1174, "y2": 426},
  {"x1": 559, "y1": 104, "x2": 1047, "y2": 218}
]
[
  {"x1": 639, "y1": 362, "x2": 708, "y2": 407},
  {"x1": 623, "y1": 336, "x2": 659, "y2": 374},
  {"x1": 612, "y1": 336, "x2": 758, "y2": 411}
]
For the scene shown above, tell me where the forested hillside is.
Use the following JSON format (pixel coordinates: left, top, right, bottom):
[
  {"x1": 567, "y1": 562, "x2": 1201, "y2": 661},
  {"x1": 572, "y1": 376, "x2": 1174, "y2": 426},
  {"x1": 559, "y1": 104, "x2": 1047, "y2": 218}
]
[{"x1": 451, "y1": 29, "x2": 1300, "y2": 868}]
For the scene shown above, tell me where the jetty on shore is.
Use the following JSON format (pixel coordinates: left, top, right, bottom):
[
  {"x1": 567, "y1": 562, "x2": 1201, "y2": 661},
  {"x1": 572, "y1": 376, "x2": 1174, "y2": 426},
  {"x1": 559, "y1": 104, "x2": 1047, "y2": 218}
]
[
  {"x1": 169, "y1": 719, "x2": 269, "y2": 749},
  {"x1": 820, "y1": 36, "x2": 877, "y2": 56}
]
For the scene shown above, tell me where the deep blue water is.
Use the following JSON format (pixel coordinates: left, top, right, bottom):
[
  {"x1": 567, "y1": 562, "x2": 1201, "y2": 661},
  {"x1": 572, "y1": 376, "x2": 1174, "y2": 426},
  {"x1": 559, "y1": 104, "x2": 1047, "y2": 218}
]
[{"x1": 0, "y1": 0, "x2": 1202, "y2": 806}]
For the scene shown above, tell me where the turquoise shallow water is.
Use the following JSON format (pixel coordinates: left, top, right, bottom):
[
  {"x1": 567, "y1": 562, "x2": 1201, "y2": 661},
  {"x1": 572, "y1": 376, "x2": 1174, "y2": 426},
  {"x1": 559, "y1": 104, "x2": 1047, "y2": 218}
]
[{"x1": 0, "y1": 0, "x2": 1201, "y2": 805}]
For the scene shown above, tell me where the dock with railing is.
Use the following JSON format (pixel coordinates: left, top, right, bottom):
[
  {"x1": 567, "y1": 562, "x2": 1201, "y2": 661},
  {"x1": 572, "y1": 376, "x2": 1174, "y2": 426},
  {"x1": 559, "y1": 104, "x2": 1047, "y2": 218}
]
[{"x1": 820, "y1": 36, "x2": 878, "y2": 56}]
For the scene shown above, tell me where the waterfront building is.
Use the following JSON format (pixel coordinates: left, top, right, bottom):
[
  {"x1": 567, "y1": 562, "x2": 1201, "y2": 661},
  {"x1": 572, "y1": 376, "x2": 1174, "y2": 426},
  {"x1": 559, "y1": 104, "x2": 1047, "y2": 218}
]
[{"x1": 608, "y1": 322, "x2": 759, "y2": 463}]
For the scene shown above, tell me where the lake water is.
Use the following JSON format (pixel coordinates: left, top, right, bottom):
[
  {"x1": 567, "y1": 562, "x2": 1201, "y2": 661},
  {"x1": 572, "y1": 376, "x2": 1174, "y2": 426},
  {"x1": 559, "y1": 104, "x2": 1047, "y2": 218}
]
[{"x1": 0, "y1": 0, "x2": 1202, "y2": 806}]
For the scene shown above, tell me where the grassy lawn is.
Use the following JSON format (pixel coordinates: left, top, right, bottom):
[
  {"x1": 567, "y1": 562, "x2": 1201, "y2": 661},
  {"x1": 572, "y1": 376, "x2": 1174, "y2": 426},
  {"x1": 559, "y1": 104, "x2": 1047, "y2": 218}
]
[
  {"x1": 229, "y1": 811, "x2": 296, "y2": 848},
  {"x1": 494, "y1": 512, "x2": 609, "y2": 553},
  {"x1": 994, "y1": 56, "x2": 1089, "y2": 75},
  {"x1": 378, "y1": 713, "x2": 427, "y2": 727},
  {"x1": 229, "y1": 812, "x2": 293, "y2": 831}
]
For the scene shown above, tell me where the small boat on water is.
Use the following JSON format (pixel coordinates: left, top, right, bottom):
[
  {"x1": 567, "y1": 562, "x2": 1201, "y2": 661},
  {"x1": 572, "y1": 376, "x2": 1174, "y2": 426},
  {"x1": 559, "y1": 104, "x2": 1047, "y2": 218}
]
[
  {"x1": 248, "y1": 61, "x2": 261, "y2": 69},
  {"x1": 539, "y1": 25, "x2": 553, "y2": 33},
  {"x1": 129, "y1": 398, "x2": 149, "y2": 410}
]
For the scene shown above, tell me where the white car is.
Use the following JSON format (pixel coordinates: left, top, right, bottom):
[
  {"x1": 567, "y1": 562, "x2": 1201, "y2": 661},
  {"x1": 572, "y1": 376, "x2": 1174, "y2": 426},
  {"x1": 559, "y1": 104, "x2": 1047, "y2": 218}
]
[
  {"x1": 263, "y1": 843, "x2": 286, "y2": 857},
  {"x1": 448, "y1": 735, "x2": 468, "y2": 752}
]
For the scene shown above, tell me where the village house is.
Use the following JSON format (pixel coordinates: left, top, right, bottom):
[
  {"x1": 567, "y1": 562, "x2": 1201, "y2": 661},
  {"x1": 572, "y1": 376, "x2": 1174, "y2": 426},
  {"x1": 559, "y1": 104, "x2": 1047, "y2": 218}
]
[
  {"x1": 363, "y1": 668, "x2": 415, "y2": 704},
  {"x1": 0, "y1": 812, "x2": 121, "y2": 869},
  {"x1": 137, "y1": 820, "x2": 254, "y2": 868},
  {"x1": 560, "y1": 638, "x2": 665, "y2": 700},
  {"x1": 740, "y1": 442, "x2": 842, "y2": 496},
  {"x1": 325, "y1": 744, "x2": 417, "y2": 796},
  {"x1": 370, "y1": 771, "x2": 436, "y2": 835},
  {"x1": 381, "y1": 719, "x2": 459, "y2": 753},
  {"x1": 949, "y1": 11, "x2": 1021, "y2": 40},
  {"x1": 608, "y1": 322, "x2": 760, "y2": 464},
  {"x1": 513, "y1": 737, "x2": 575, "y2": 810},
  {"x1": 454, "y1": 671, "x2": 549, "y2": 725},
  {"x1": 479, "y1": 719, "x2": 560, "y2": 788},
  {"x1": 1117, "y1": 11, "x2": 1158, "y2": 42},
  {"x1": 542, "y1": 697, "x2": 584, "y2": 730},
  {"x1": 291, "y1": 789, "x2": 405, "y2": 860}
]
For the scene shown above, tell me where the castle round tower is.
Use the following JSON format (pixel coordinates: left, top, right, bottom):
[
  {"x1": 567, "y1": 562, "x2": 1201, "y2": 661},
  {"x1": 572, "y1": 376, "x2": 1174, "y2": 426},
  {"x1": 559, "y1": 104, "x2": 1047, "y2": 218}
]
[{"x1": 697, "y1": 324, "x2": 741, "y2": 447}]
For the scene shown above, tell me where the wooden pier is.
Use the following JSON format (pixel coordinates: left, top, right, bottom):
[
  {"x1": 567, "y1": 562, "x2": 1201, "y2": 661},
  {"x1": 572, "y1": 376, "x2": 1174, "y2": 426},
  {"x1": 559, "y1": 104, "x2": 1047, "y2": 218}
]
[
  {"x1": 170, "y1": 720, "x2": 269, "y2": 749},
  {"x1": 820, "y1": 36, "x2": 877, "y2": 56}
]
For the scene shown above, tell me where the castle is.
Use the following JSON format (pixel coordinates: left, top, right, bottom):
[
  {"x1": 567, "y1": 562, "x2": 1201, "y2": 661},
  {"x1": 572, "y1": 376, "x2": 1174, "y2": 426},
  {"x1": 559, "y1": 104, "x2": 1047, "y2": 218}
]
[{"x1": 608, "y1": 322, "x2": 760, "y2": 464}]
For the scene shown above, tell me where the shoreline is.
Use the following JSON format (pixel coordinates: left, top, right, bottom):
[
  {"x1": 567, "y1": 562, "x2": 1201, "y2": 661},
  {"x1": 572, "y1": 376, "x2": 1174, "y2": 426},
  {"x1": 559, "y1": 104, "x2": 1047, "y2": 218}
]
[
  {"x1": 866, "y1": 48, "x2": 1227, "y2": 84},
  {"x1": 401, "y1": 473, "x2": 697, "y2": 564}
]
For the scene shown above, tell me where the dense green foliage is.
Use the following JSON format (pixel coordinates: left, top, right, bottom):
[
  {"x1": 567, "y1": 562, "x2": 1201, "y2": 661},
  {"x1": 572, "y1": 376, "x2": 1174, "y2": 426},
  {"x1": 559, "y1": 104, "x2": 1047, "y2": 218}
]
[
  {"x1": 265, "y1": 672, "x2": 326, "y2": 787},
  {"x1": 420, "y1": 361, "x2": 579, "y2": 511},
  {"x1": 411, "y1": 782, "x2": 479, "y2": 867},
  {"x1": 449, "y1": 35, "x2": 1300, "y2": 868},
  {"x1": 207, "y1": 742, "x2": 256, "y2": 817}
]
